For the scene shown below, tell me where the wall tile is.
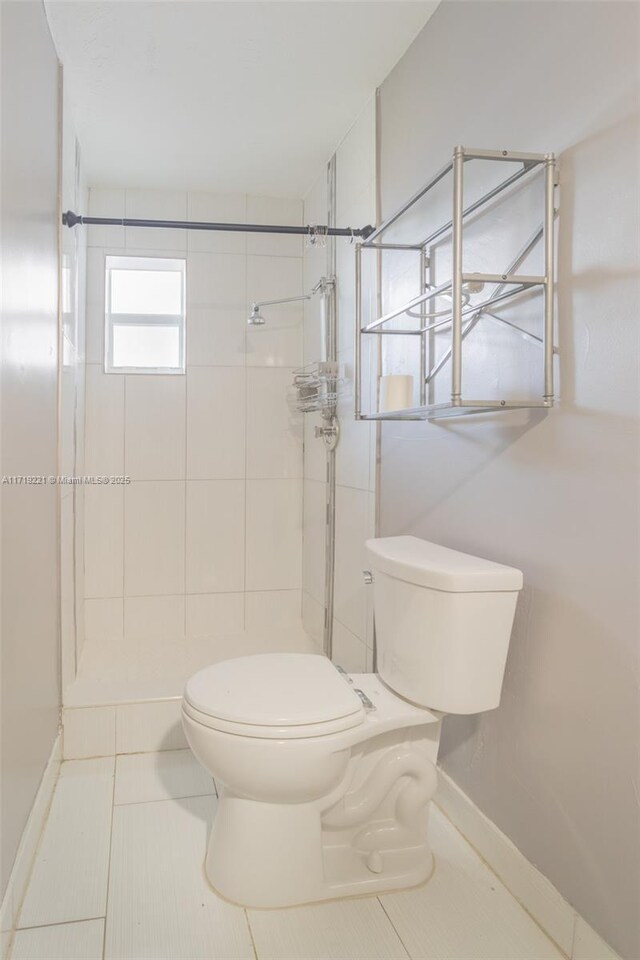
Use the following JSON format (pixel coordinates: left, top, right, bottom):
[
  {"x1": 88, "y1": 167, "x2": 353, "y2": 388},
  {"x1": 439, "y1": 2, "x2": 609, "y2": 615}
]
[
  {"x1": 186, "y1": 480, "x2": 245, "y2": 593},
  {"x1": 124, "y1": 481, "x2": 185, "y2": 596},
  {"x1": 247, "y1": 367, "x2": 302, "y2": 478},
  {"x1": 187, "y1": 192, "x2": 246, "y2": 255},
  {"x1": 60, "y1": 342, "x2": 76, "y2": 479},
  {"x1": 246, "y1": 255, "x2": 303, "y2": 367},
  {"x1": 84, "y1": 598, "x2": 123, "y2": 643},
  {"x1": 335, "y1": 356, "x2": 372, "y2": 491},
  {"x1": 303, "y1": 414, "x2": 327, "y2": 483},
  {"x1": 124, "y1": 596, "x2": 185, "y2": 642},
  {"x1": 60, "y1": 493, "x2": 76, "y2": 690},
  {"x1": 84, "y1": 364, "x2": 124, "y2": 475},
  {"x1": 115, "y1": 700, "x2": 186, "y2": 754},
  {"x1": 186, "y1": 367, "x2": 245, "y2": 479},
  {"x1": 125, "y1": 374, "x2": 186, "y2": 480},
  {"x1": 334, "y1": 485, "x2": 373, "y2": 641},
  {"x1": 302, "y1": 590, "x2": 325, "y2": 648},
  {"x1": 246, "y1": 479, "x2": 302, "y2": 590},
  {"x1": 186, "y1": 593, "x2": 245, "y2": 638},
  {"x1": 74, "y1": 486, "x2": 86, "y2": 662},
  {"x1": 88, "y1": 187, "x2": 125, "y2": 247},
  {"x1": 302, "y1": 479, "x2": 326, "y2": 604},
  {"x1": 332, "y1": 619, "x2": 367, "y2": 672},
  {"x1": 84, "y1": 249, "x2": 106, "y2": 364},
  {"x1": 246, "y1": 195, "x2": 303, "y2": 258},
  {"x1": 84, "y1": 483, "x2": 124, "y2": 598},
  {"x1": 82, "y1": 191, "x2": 314, "y2": 656},
  {"x1": 187, "y1": 251, "x2": 246, "y2": 308},
  {"x1": 63, "y1": 707, "x2": 116, "y2": 759},
  {"x1": 245, "y1": 590, "x2": 302, "y2": 632},
  {"x1": 186, "y1": 306, "x2": 246, "y2": 368},
  {"x1": 125, "y1": 189, "x2": 187, "y2": 250}
]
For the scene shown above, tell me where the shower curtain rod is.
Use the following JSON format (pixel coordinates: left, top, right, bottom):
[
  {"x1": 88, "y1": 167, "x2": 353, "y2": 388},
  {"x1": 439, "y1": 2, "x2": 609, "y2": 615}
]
[{"x1": 61, "y1": 210, "x2": 375, "y2": 239}]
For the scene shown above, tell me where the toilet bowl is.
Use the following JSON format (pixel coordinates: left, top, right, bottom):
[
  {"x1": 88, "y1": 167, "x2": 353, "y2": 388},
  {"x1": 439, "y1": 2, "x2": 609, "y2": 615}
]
[
  {"x1": 183, "y1": 656, "x2": 441, "y2": 907},
  {"x1": 183, "y1": 537, "x2": 523, "y2": 908}
]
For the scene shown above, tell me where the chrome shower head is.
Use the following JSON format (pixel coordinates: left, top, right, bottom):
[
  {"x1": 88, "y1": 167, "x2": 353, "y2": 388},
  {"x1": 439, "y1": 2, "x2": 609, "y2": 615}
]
[{"x1": 248, "y1": 304, "x2": 266, "y2": 326}]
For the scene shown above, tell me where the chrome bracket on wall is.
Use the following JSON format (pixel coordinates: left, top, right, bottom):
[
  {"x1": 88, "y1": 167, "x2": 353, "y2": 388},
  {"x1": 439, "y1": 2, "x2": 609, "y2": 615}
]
[{"x1": 315, "y1": 416, "x2": 340, "y2": 451}]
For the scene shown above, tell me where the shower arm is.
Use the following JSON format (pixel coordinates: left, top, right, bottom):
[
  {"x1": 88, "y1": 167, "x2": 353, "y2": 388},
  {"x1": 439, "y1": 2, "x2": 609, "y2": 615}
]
[
  {"x1": 251, "y1": 293, "x2": 312, "y2": 310},
  {"x1": 252, "y1": 277, "x2": 335, "y2": 312}
]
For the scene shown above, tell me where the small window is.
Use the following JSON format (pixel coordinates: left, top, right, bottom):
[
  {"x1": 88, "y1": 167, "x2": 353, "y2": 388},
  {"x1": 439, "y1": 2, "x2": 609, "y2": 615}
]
[{"x1": 104, "y1": 256, "x2": 186, "y2": 374}]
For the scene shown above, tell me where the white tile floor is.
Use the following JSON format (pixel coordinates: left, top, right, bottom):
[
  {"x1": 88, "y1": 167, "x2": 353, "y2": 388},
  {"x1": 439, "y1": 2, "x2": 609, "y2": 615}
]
[{"x1": 11, "y1": 750, "x2": 565, "y2": 960}]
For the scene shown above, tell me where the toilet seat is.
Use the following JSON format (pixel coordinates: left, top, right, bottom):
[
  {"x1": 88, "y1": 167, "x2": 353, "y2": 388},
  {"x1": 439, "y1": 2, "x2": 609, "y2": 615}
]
[{"x1": 183, "y1": 653, "x2": 366, "y2": 740}]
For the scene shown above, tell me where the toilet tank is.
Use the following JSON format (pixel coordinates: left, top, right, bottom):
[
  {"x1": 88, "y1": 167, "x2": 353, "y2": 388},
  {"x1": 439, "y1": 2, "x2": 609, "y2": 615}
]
[{"x1": 366, "y1": 537, "x2": 523, "y2": 715}]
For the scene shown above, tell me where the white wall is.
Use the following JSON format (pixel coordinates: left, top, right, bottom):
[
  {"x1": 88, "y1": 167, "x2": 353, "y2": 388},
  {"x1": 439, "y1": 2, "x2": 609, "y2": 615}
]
[
  {"x1": 377, "y1": 3, "x2": 640, "y2": 956},
  {"x1": 60, "y1": 90, "x2": 88, "y2": 691},
  {"x1": 302, "y1": 99, "x2": 378, "y2": 669},
  {"x1": 0, "y1": 0, "x2": 61, "y2": 905},
  {"x1": 79, "y1": 188, "x2": 304, "y2": 653}
]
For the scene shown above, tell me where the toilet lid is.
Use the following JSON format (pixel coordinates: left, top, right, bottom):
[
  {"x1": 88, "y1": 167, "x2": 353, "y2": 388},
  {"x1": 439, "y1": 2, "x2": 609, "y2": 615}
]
[{"x1": 184, "y1": 654, "x2": 365, "y2": 729}]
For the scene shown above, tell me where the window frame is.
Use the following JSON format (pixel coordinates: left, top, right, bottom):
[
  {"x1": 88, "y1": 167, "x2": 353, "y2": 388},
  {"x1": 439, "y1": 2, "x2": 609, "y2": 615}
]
[{"x1": 104, "y1": 254, "x2": 187, "y2": 375}]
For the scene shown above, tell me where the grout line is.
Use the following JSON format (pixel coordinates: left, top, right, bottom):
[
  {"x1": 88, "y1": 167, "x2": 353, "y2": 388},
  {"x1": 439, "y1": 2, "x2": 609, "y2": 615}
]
[
  {"x1": 243, "y1": 909, "x2": 259, "y2": 960},
  {"x1": 100, "y1": 754, "x2": 118, "y2": 960},
  {"x1": 376, "y1": 896, "x2": 412, "y2": 959},
  {"x1": 15, "y1": 916, "x2": 105, "y2": 934},
  {"x1": 113, "y1": 791, "x2": 215, "y2": 809}
]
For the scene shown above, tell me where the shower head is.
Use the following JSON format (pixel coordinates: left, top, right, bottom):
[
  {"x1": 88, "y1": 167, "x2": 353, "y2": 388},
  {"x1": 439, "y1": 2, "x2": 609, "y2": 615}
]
[{"x1": 247, "y1": 304, "x2": 266, "y2": 326}]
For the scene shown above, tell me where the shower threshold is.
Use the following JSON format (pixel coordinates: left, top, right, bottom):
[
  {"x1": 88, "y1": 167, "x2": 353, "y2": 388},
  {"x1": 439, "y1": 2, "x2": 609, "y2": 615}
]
[{"x1": 64, "y1": 623, "x2": 319, "y2": 708}]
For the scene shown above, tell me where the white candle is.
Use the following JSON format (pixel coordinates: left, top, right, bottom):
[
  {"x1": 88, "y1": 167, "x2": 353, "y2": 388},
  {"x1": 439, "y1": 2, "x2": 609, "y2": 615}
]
[{"x1": 379, "y1": 374, "x2": 414, "y2": 412}]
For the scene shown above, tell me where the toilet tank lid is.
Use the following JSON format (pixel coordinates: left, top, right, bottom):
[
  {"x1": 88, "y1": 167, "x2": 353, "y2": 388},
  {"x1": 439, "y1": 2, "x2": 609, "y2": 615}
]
[{"x1": 366, "y1": 537, "x2": 523, "y2": 592}]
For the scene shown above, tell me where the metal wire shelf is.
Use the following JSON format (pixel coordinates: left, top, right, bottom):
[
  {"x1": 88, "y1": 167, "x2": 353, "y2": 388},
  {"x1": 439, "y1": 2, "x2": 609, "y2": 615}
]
[
  {"x1": 354, "y1": 146, "x2": 558, "y2": 422},
  {"x1": 290, "y1": 361, "x2": 342, "y2": 414}
]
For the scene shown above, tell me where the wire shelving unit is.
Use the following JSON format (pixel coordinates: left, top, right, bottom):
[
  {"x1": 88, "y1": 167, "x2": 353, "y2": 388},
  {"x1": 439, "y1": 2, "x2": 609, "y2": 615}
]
[{"x1": 354, "y1": 146, "x2": 559, "y2": 421}]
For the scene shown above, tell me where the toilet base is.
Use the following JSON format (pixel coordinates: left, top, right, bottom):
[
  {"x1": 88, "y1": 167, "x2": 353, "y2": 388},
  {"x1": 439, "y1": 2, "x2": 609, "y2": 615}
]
[{"x1": 205, "y1": 787, "x2": 436, "y2": 909}]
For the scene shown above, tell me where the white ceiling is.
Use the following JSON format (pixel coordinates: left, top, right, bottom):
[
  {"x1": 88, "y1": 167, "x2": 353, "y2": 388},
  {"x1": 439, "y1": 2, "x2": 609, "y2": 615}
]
[{"x1": 45, "y1": 1, "x2": 437, "y2": 197}]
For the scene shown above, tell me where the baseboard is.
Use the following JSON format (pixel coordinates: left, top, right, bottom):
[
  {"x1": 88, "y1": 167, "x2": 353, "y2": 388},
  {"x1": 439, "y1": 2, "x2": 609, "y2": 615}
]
[
  {"x1": 435, "y1": 767, "x2": 621, "y2": 960},
  {"x1": 0, "y1": 732, "x2": 62, "y2": 960}
]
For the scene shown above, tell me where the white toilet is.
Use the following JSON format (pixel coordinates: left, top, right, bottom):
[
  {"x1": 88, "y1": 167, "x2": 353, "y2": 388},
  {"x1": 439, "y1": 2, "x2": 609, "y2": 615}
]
[{"x1": 182, "y1": 536, "x2": 522, "y2": 908}]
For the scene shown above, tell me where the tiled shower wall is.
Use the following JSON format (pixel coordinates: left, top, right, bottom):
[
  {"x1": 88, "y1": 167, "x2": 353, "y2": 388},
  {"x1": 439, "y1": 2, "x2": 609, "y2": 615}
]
[
  {"x1": 81, "y1": 188, "x2": 305, "y2": 648},
  {"x1": 302, "y1": 98, "x2": 377, "y2": 670}
]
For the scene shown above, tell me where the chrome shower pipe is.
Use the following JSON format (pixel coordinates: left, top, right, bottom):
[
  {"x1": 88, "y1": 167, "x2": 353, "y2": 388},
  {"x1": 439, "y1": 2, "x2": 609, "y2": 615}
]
[
  {"x1": 451, "y1": 146, "x2": 465, "y2": 403},
  {"x1": 251, "y1": 293, "x2": 312, "y2": 311},
  {"x1": 251, "y1": 278, "x2": 335, "y2": 318},
  {"x1": 543, "y1": 155, "x2": 557, "y2": 401}
]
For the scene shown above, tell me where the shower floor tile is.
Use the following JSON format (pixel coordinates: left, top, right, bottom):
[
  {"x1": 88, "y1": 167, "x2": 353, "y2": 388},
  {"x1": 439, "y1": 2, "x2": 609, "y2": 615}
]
[{"x1": 12, "y1": 754, "x2": 566, "y2": 960}]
